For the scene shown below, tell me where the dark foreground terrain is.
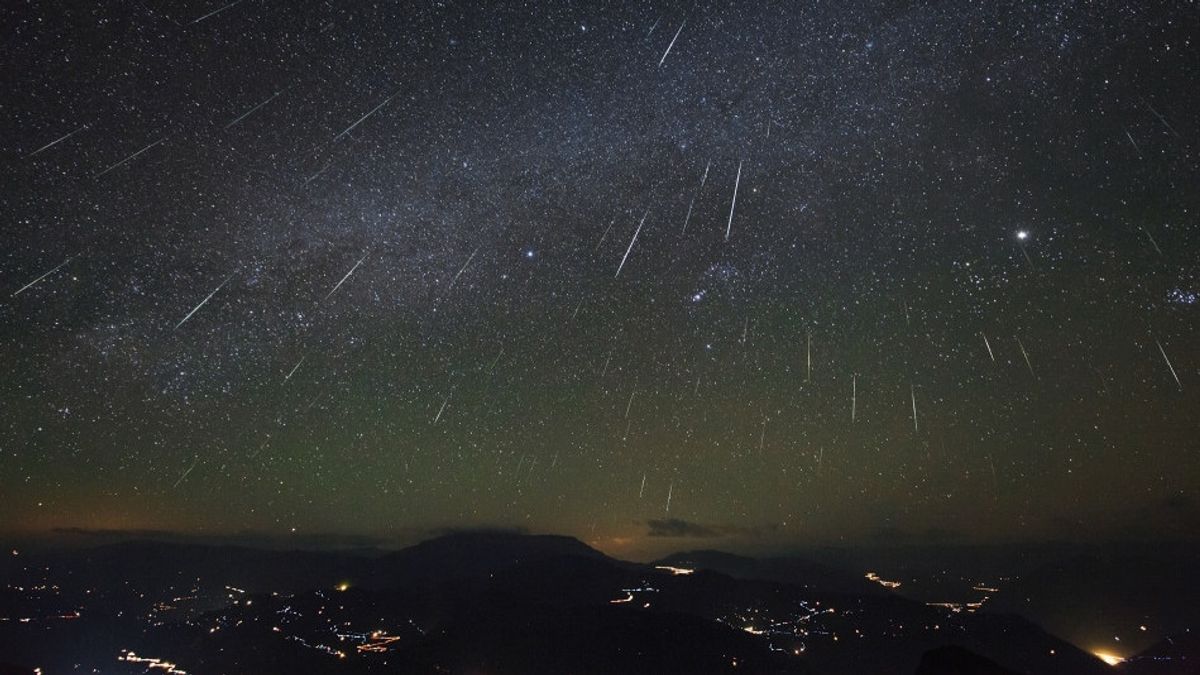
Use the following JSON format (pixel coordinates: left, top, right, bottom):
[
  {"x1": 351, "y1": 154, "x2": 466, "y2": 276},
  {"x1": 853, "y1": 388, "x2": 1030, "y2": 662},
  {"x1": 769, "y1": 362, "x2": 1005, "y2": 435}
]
[{"x1": 1, "y1": 533, "x2": 1196, "y2": 674}]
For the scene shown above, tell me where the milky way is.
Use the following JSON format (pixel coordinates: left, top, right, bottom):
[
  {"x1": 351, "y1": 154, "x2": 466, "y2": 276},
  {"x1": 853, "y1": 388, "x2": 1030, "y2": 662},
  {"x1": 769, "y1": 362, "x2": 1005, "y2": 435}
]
[{"x1": 2, "y1": 1, "x2": 1197, "y2": 555}]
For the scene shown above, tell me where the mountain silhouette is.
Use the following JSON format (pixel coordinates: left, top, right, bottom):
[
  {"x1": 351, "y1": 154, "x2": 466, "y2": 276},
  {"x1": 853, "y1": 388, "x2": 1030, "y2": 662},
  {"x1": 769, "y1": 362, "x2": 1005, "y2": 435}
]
[
  {"x1": 915, "y1": 645, "x2": 1022, "y2": 675},
  {"x1": 0, "y1": 532, "x2": 1136, "y2": 674}
]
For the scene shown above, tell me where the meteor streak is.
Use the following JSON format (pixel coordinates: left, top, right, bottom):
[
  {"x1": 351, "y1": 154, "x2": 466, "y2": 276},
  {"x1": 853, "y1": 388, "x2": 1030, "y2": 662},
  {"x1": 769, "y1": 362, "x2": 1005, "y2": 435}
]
[
  {"x1": 981, "y1": 332, "x2": 996, "y2": 362},
  {"x1": 433, "y1": 395, "x2": 450, "y2": 424},
  {"x1": 174, "y1": 270, "x2": 237, "y2": 330},
  {"x1": 851, "y1": 375, "x2": 857, "y2": 422},
  {"x1": 726, "y1": 160, "x2": 743, "y2": 240},
  {"x1": 190, "y1": 0, "x2": 243, "y2": 24},
  {"x1": 224, "y1": 91, "x2": 281, "y2": 130},
  {"x1": 1156, "y1": 340, "x2": 1183, "y2": 390},
  {"x1": 333, "y1": 92, "x2": 397, "y2": 141},
  {"x1": 97, "y1": 137, "x2": 167, "y2": 177},
  {"x1": 1015, "y1": 335, "x2": 1036, "y2": 378},
  {"x1": 614, "y1": 209, "x2": 648, "y2": 278},
  {"x1": 172, "y1": 457, "x2": 199, "y2": 489},
  {"x1": 26, "y1": 124, "x2": 88, "y2": 158},
  {"x1": 910, "y1": 385, "x2": 919, "y2": 433},
  {"x1": 658, "y1": 21, "x2": 685, "y2": 66},
  {"x1": 283, "y1": 357, "x2": 305, "y2": 383},
  {"x1": 12, "y1": 255, "x2": 77, "y2": 297},
  {"x1": 324, "y1": 250, "x2": 370, "y2": 301},
  {"x1": 446, "y1": 245, "x2": 480, "y2": 292}
]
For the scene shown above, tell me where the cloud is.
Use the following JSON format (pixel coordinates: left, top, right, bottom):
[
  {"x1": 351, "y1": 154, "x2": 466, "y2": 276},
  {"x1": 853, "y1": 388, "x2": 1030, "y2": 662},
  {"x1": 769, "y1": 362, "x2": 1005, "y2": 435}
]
[
  {"x1": 645, "y1": 519, "x2": 721, "y2": 538},
  {"x1": 644, "y1": 519, "x2": 764, "y2": 539}
]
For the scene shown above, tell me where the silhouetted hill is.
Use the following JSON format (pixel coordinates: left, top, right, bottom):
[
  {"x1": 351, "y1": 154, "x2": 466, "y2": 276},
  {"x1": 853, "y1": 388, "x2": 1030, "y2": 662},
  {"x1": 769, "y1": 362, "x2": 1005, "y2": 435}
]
[
  {"x1": 915, "y1": 645, "x2": 1021, "y2": 675},
  {"x1": 0, "y1": 539, "x2": 370, "y2": 596},
  {"x1": 0, "y1": 533, "x2": 1148, "y2": 674},
  {"x1": 0, "y1": 532, "x2": 612, "y2": 597},
  {"x1": 371, "y1": 531, "x2": 610, "y2": 586},
  {"x1": 1119, "y1": 631, "x2": 1200, "y2": 675},
  {"x1": 987, "y1": 544, "x2": 1200, "y2": 656},
  {"x1": 655, "y1": 549, "x2": 882, "y2": 595},
  {"x1": 402, "y1": 599, "x2": 810, "y2": 674}
]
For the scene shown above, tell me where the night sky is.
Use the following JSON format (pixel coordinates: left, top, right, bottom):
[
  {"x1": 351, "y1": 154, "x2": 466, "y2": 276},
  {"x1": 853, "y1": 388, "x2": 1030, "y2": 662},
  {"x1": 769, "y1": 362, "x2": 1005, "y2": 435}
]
[{"x1": 2, "y1": 0, "x2": 1198, "y2": 557}]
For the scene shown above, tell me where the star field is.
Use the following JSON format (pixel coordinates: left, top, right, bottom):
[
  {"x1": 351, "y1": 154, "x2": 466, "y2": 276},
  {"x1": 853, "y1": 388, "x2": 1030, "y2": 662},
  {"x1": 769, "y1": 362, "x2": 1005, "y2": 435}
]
[{"x1": 2, "y1": 0, "x2": 1198, "y2": 555}]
